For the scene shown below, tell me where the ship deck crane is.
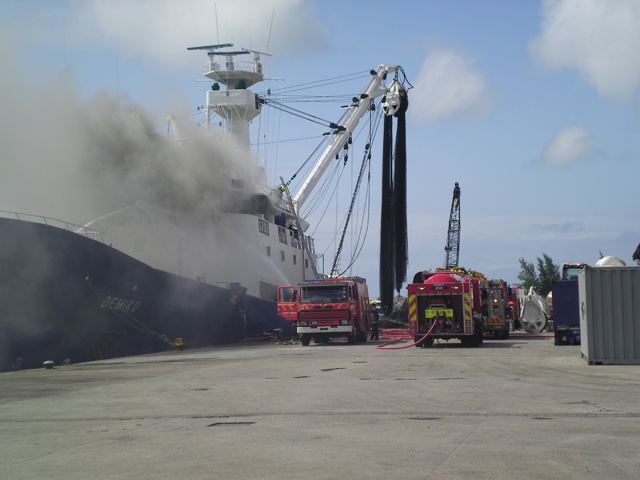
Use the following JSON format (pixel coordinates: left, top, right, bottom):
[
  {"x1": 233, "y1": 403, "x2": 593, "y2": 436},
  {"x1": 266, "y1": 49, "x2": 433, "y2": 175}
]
[
  {"x1": 444, "y1": 182, "x2": 461, "y2": 269},
  {"x1": 292, "y1": 65, "x2": 402, "y2": 212}
]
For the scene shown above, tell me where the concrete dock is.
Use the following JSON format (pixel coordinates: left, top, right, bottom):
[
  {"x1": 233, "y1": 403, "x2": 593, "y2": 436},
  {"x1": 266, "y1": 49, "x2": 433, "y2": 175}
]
[{"x1": 1, "y1": 333, "x2": 639, "y2": 479}]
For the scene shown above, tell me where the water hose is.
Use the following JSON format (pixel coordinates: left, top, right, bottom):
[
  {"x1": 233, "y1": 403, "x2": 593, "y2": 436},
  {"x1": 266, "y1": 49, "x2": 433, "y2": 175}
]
[{"x1": 375, "y1": 319, "x2": 438, "y2": 350}]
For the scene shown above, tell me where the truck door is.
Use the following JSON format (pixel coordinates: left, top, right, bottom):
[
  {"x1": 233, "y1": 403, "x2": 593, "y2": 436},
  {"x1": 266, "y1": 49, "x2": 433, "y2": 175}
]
[{"x1": 277, "y1": 286, "x2": 298, "y2": 322}]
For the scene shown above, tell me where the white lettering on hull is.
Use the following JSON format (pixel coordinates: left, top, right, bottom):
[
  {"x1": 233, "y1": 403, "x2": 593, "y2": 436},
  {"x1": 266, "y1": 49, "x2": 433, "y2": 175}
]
[{"x1": 100, "y1": 296, "x2": 141, "y2": 313}]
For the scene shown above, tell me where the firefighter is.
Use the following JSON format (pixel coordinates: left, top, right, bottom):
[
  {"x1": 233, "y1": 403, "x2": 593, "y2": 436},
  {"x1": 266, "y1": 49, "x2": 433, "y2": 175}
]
[{"x1": 370, "y1": 300, "x2": 380, "y2": 340}]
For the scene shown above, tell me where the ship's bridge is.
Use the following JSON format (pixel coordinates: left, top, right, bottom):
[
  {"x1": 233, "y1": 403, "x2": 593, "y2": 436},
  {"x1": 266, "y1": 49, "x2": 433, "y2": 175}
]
[
  {"x1": 203, "y1": 52, "x2": 264, "y2": 88},
  {"x1": 188, "y1": 44, "x2": 269, "y2": 144}
]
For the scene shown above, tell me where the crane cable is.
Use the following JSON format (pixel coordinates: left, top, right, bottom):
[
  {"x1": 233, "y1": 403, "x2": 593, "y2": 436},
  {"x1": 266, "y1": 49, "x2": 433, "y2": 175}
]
[{"x1": 330, "y1": 106, "x2": 382, "y2": 276}]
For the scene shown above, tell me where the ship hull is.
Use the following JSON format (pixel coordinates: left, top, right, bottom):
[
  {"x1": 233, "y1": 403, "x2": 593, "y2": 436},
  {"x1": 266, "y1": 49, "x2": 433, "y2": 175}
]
[{"x1": 0, "y1": 218, "x2": 294, "y2": 372}]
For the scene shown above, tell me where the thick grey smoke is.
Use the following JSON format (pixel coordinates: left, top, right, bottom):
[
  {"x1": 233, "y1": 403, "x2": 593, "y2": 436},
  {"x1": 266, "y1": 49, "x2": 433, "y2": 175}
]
[
  {"x1": 78, "y1": 90, "x2": 266, "y2": 217},
  {"x1": 0, "y1": 45, "x2": 265, "y2": 225},
  {"x1": 0, "y1": 41, "x2": 270, "y2": 367}
]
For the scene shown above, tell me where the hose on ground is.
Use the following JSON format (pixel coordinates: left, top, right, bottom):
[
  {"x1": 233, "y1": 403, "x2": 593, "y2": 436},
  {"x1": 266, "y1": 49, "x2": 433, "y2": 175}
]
[{"x1": 375, "y1": 319, "x2": 438, "y2": 350}]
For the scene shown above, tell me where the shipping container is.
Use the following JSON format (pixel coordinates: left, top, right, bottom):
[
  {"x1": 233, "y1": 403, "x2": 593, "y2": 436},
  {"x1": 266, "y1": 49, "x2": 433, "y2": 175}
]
[
  {"x1": 579, "y1": 266, "x2": 640, "y2": 365},
  {"x1": 552, "y1": 279, "x2": 581, "y2": 346}
]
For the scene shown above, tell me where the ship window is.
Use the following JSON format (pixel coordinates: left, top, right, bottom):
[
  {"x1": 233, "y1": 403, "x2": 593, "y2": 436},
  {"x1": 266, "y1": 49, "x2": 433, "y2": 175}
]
[
  {"x1": 281, "y1": 251, "x2": 285, "y2": 262},
  {"x1": 293, "y1": 254, "x2": 297, "y2": 265},
  {"x1": 266, "y1": 246, "x2": 271, "y2": 257},
  {"x1": 278, "y1": 226, "x2": 288, "y2": 244},
  {"x1": 305, "y1": 259, "x2": 309, "y2": 268}
]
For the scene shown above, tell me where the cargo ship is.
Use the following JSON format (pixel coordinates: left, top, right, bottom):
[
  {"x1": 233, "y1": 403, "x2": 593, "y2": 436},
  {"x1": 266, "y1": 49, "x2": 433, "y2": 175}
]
[{"x1": 0, "y1": 43, "x2": 406, "y2": 371}]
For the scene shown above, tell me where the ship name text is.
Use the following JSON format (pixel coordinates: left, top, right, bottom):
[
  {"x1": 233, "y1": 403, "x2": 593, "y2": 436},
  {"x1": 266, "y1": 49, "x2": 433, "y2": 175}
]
[{"x1": 100, "y1": 296, "x2": 141, "y2": 313}]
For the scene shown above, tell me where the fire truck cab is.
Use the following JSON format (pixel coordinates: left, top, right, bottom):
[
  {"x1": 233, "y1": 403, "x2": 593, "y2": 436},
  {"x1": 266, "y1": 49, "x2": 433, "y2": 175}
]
[
  {"x1": 277, "y1": 285, "x2": 298, "y2": 322},
  {"x1": 279, "y1": 277, "x2": 372, "y2": 346}
]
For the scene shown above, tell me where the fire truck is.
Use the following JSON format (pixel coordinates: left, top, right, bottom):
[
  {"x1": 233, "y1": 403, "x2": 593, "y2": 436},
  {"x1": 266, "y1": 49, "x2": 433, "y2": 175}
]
[
  {"x1": 407, "y1": 270, "x2": 484, "y2": 347},
  {"x1": 482, "y1": 279, "x2": 511, "y2": 339},
  {"x1": 508, "y1": 285, "x2": 524, "y2": 331},
  {"x1": 277, "y1": 285, "x2": 298, "y2": 322},
  {"x1": 278, "y1": 277, "x2": 372, "y2": 346}
]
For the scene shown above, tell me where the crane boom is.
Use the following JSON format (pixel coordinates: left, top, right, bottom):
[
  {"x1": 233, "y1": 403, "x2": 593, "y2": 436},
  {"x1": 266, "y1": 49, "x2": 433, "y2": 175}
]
[
  {"x1": 444, "y1": 182, "x2": 461, "y2": 269},
  {"x1": 292, "y1": 64, "x2": 399, "y2": 210}
]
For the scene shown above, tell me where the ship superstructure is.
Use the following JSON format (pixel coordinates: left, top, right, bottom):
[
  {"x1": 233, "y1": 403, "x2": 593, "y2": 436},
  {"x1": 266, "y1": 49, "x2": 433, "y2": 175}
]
[{"x1": 82, "y1": 44, "x2": 319, "y2": 301}]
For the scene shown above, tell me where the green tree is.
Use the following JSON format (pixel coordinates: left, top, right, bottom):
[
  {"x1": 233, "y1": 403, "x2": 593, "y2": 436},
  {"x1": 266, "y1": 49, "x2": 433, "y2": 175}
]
[
  {"x1": 537, "y1": 253, "x2": 560, "y2": 297},
  {"x1": 517, "y1": 253, "x2": 560, "y2": 297},
  {"x1": 517, "y1": 258, "x2": 537, "y2": 291}
]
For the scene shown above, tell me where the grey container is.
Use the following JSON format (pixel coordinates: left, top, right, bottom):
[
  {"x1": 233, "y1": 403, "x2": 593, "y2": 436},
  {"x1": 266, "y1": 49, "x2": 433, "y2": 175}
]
[{"x1": 579, "y1": 266, "x2": 640, "y2": 365}]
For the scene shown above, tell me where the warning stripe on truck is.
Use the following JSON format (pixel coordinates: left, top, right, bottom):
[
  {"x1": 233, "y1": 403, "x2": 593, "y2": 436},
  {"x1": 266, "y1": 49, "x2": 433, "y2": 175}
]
[
  {"x1": 464, "y1": 293, "x2": 472, "y2": 334},
  {"x1": 408, "y1": 294, "x2": 417, "y2": 322},
  {"x1": 464, "y1": 293, "x2": 472, "y2": 320}
]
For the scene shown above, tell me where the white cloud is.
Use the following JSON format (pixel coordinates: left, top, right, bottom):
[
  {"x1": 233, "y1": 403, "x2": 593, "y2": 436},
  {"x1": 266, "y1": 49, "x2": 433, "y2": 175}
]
[
  {"x1": 530, "y1": 0, "x2": 640, "y2": 103},
  {"x1": 409, "y1": 48, "x2": 493, "y2": 123},
  {"x1": 539, "y1": 125, "x2": 604, "y2": 166},
  {"x1": 67, "y1": 0, "x2": 327, "y2": 71}
]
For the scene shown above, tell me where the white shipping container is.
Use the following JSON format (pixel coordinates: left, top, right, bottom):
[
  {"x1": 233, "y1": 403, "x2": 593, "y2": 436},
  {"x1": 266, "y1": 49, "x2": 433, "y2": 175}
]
[{"x1": 579, "y1": 266, "x2": 640, "y2": 365}]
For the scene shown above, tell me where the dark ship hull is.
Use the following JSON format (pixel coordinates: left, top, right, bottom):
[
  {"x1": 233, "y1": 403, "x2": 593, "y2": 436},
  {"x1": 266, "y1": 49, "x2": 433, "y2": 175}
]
[{"x1": 0, "y1": 217, "x2": 294, "y2": 372}]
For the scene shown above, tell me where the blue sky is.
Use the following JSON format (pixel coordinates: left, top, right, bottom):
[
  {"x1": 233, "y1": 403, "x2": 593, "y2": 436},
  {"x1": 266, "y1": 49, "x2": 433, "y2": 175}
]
[{"x1": 1, "y1": 0, "x2": 639, "y2": 299}]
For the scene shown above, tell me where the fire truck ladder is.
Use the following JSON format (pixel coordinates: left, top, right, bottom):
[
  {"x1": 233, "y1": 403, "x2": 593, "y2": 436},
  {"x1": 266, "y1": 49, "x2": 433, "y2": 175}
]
[{"x1": 443, "y1": 182, "x2": 461, "y2": 269}]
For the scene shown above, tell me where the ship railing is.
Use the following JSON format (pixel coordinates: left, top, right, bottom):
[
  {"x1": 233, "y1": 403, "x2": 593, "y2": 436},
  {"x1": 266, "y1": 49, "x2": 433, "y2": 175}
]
[
  {"x1": 305, "y1": 236, "x2": 316, "y2": 254},
  {"x1": 204, "y1": 58, "x2": 263, "y2": 75},
  {"x1": 267, "y1": 185, "x2": 294, "y2": 214},
  {"x1": 288, "y1": 228, "x2": 301, "y2": 249},
  {"x1": 0, "y1": 210, "x2": 106, "y2": 243}
]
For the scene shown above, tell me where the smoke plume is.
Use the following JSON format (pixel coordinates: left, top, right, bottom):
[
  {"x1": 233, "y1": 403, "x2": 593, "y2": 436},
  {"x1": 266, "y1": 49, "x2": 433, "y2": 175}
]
[{"x1": 0, "y1": 44, "x2": 265, "y2": 225}]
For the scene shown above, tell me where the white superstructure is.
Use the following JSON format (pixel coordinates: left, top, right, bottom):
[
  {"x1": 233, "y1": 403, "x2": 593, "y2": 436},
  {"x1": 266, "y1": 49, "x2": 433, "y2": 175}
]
[{"x1": 82, "y1": 44, "x2": 401, "y2": 301}]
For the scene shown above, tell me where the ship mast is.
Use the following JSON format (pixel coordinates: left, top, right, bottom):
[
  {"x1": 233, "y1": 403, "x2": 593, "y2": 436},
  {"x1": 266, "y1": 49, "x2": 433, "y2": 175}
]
[{"x1": 187, "y1": 43, "x2": 270, "y2": 146}]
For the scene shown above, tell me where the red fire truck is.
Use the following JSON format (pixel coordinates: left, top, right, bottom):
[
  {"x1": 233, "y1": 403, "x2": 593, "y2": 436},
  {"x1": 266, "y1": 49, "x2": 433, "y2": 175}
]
[
  {"x1": 277, "y1": 285, "x2": 298, "y2": 322},
  {"x1": 407, "y1": 270, "x2": 484, "y2": 347},
  {"x1": 278, "y1": 277, "x2": 372, "y2": 346},
  {"x1": 482, "y1": 279, "x2": 511, "y2": 339}
]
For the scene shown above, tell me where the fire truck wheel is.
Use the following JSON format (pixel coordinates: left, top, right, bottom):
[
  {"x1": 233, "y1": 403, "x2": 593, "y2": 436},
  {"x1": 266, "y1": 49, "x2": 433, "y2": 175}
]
[
  {"x1": 463, "y1": 331, "x2": 481, "y2": 348},
  {"x1": 414, "y1": 336, "x2": 433, "y2": 347},
  {"x1": 421, "y1": 337, "x2": 434, "y2": 348},
  {"x1": 300, "y1": 334, "x2": 311, "y2": 346},
  {"x1": 347, "y1": 333, "x2": 356, "y2": 345}
]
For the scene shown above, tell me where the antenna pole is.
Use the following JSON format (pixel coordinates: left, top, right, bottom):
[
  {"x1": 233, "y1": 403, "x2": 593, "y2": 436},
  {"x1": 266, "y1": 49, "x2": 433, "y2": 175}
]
[{"x1": 215, "y1": 5, "x2": 219, "y2": 44}]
